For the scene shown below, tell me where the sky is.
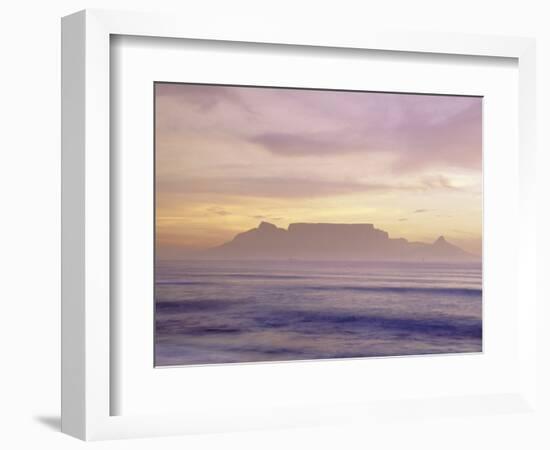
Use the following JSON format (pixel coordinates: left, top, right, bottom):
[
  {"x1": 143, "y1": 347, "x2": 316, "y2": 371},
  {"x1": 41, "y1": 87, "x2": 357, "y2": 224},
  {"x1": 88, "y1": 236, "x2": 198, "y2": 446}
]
[{"x1": 155, "y1": 83, "x2": 482, "y2": 255}]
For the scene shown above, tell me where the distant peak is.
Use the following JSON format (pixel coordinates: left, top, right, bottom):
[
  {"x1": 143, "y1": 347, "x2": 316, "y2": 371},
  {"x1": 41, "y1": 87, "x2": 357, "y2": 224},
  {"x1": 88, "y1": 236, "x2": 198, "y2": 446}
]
[
  {"x1": 258, "y1": 221, "x2": 277, "y2": 231},
  {"x1": 434, "y1": 236, "x2": 447, "y2": 244}
]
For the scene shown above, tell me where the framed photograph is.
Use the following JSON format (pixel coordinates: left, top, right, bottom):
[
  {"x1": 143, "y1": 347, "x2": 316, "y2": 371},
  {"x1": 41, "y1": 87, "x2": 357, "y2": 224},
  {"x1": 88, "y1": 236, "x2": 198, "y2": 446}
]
[
  {"x1": 61, "y1": 9, "x2": 537, "y2": 440},
  {"x1": 153, "y1": 82, "x2": 483, "y2": 367}
]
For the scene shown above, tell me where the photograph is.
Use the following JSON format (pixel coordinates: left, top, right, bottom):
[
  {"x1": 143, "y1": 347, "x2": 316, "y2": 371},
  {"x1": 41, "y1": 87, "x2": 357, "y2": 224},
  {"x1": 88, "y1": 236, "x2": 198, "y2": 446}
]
[
  {"x1": 2, "y1": 1, "x2": 539, "y2": 446},
  {"x1": 154, "y1": 83, "x2": 483, "y2": 366}
]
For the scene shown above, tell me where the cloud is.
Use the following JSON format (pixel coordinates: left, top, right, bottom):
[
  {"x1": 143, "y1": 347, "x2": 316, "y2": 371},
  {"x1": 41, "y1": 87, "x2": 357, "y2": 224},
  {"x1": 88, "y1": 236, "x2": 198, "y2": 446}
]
[
  {"x1": 251, "y1": 130, "x2": 370, "y2": 157},
  {"x1": 246, "y1": 91, "x2": 482, "y2": 173},
  {"x1": 414, "y1": 209, "x2": 429, "y2": 214},
  {"x1": 156, "y1": 83, "x2": 482, "y2": 174},
  {"x1": 207, "y1": 207, "x2": 231, "y2": 216},
  {"x1": 419, "y1": 175, "x2": 457, "y2": 190},
  {"x1": 156, "y1": 83, "x2": 251, "y2": 113},
  {"x1": 158, "y1": 175, "x2": 467, "y2": 200},
  {"x1": 249, "y1": 215, "x2": 283, "y2": 223},
  {"x1": 159, "y1": 176, "x2": 388, "y2": 199}
]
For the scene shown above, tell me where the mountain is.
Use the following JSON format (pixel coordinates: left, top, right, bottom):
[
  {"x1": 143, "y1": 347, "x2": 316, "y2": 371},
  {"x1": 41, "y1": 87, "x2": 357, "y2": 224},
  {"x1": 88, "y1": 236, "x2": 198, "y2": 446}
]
[{"x1": 204, "y1": 221, "x2": 478, "y2": 262}]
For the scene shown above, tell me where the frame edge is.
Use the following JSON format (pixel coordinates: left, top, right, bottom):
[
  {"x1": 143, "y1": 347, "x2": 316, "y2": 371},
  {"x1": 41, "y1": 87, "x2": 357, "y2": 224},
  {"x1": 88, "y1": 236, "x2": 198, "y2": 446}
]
[{"x1": 61, "y1": 10, "x2": 87, "y2": 441}]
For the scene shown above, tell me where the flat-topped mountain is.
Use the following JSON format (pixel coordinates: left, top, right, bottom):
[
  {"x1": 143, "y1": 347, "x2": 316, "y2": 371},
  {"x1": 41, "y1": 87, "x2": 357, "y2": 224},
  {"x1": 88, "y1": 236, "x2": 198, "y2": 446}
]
[{"x1": 205, "y1": 221, "x2": 478, "y2": 262}]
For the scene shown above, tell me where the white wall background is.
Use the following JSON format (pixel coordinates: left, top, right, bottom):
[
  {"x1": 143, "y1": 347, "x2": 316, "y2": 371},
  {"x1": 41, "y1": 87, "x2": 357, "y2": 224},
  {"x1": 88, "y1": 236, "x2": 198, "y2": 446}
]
[{"x1": 0, "y1": 1, "x2": 548, "y2": 449}]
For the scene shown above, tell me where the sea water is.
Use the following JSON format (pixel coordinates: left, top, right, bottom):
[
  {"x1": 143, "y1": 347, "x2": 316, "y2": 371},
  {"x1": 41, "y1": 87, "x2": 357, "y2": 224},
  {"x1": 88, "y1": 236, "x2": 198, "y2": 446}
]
[{"x1": 155, "y1": 260, "x2": 482, "y2": 366}]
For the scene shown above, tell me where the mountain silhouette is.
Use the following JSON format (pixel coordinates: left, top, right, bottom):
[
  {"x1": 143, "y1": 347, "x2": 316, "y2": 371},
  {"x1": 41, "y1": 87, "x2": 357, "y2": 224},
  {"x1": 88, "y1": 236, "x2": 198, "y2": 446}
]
[{"x1": 205, "y1": 222, "x2": 478, "y2": 262}]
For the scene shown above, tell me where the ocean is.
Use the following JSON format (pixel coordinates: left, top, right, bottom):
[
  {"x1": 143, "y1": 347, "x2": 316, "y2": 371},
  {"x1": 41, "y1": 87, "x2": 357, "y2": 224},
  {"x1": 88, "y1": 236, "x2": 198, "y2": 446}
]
[{"x1": 155, "y1": 260, "x2": 482, "y2": 366}]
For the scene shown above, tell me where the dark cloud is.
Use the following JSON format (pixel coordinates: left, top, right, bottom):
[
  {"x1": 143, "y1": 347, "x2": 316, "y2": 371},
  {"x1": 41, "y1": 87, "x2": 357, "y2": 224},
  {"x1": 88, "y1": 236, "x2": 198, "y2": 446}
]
[{"x1": 251, "y1": 130, "x2": 370, "y2": 157}]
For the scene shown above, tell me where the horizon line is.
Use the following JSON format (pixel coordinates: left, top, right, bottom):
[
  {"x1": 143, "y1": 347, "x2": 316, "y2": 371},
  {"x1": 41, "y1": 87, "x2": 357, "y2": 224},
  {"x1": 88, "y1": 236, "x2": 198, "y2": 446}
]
[{"x1": 156, "y1": 220, "x2": 481, "y2": 257}]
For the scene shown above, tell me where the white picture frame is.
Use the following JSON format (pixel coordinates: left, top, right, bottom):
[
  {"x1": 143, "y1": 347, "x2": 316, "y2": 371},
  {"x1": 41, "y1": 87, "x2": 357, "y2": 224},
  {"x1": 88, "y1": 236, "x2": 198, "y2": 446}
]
[{"x1": 61, "y1": 9, "x2": 537, "y2": 441}]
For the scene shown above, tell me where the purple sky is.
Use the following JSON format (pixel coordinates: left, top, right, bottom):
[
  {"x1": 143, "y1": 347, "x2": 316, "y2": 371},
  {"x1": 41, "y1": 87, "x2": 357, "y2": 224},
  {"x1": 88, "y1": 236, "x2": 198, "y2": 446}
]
[{"x1": 155, "y1": 83, "x2": 482, "y2": 253}]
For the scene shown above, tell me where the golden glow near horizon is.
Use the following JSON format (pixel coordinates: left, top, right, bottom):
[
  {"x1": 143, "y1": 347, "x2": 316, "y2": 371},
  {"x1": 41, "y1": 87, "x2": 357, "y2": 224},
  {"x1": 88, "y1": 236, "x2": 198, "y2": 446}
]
[{"x1": 156, "y1": 84, "x2": 482, "y2": 255}]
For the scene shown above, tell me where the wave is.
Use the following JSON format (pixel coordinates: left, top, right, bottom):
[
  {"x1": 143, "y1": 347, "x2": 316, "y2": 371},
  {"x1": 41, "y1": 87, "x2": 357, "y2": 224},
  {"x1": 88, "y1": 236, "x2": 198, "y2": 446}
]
[
  {"x1": 157, "y1": 306, "x2": 482, "y2": 340},
  {"x1": 157, "y1": 274, "x2": 310, "y2": 282},
  {"x1": 156, "y1": 280, "x2": 481, "y2": 297},
  {"x1": 304, "y1": 285, "x2": 481, "y2": 296},
  {"x1": 157, "y1": 272, "x2": 480, "y2": 282},
  {"x1": 156, "y1": 280, "x2": 210, "y2": 286}
]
